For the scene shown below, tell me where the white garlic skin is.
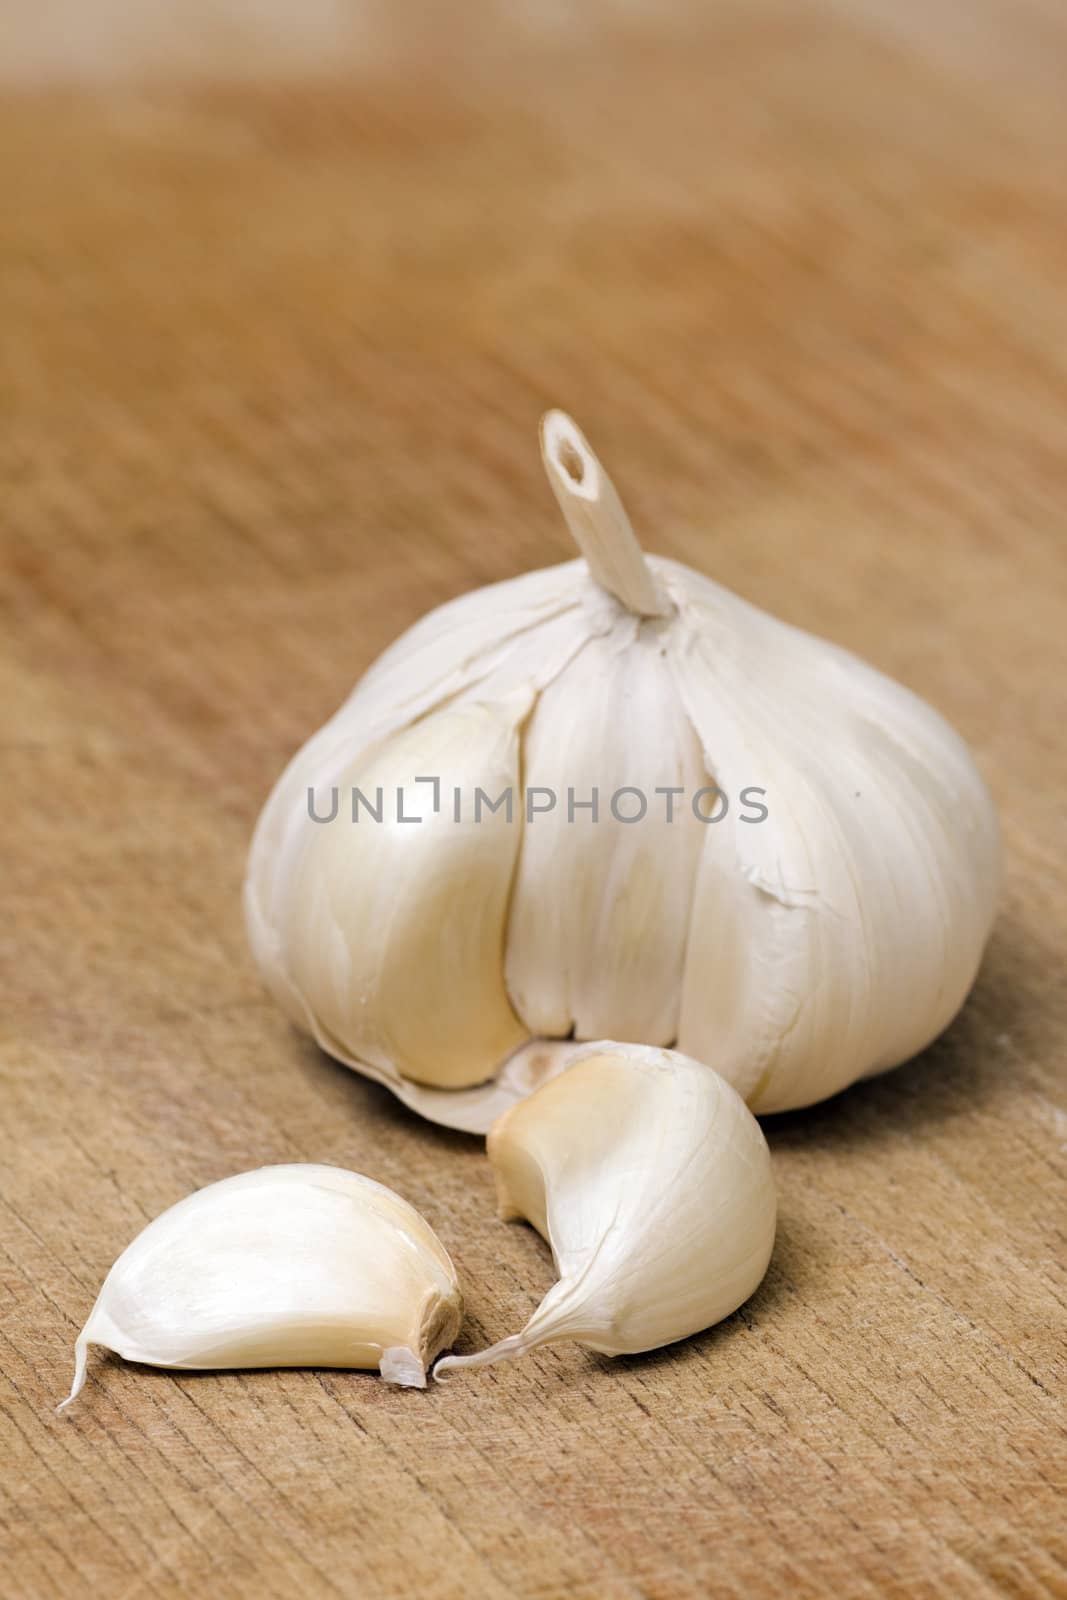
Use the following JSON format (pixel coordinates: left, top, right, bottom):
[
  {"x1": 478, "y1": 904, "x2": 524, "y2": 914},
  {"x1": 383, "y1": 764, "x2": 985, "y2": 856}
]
[
  {"x1": 245, "y1": 413, "x2": 1000, "y2": 1131},
  {"x1": 435, "y1": 1044, "x2": 776, "y2": 1375},
  {"x1": 59, "y1": 1165, "x2": 462, "y2": 1409}
]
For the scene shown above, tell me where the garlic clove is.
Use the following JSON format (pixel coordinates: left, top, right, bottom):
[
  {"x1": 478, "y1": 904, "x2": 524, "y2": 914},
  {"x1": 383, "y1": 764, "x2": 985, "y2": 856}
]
[
  {"x1": 506, "y1": 628, "x2": 708, "y2": 1044},
  {"x1": 59, "y1": 1164, "x2": 463, "y2": 1410},
  {"x1": 245, "y1": 564, "x2": 606, "y2": 973},
  {"x1": 669, "y1": 594, "x2": 1002, "y2": 1111},
  {"x1": 245, "y1": 587, "x2": 608, "y2": 1106},
  {"x1": 434, "y1": 1044, "x2": 776, "y2": 1377},
  {"x1": 286, "y1": 696, "x2": 531, "y2": 1089}
]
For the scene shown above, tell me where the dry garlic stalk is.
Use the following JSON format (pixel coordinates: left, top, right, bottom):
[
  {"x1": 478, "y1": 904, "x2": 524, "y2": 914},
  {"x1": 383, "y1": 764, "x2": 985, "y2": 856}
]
[
  {"x1": 59, "y1": 1165, "x2": 461, "y2": 1409},
  {"x1": 245, "y1": 411, "x2": 1000, "y2": 1132},
  {"x1": 436, "y1": 1044, "x2": 776, "y2": 1376}
]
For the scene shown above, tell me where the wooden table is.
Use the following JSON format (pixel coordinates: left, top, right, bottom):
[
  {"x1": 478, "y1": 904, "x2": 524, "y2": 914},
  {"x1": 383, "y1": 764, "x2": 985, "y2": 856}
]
[{"x1": 3, "y1": 3, "x2": 1064, "y2": 1595}]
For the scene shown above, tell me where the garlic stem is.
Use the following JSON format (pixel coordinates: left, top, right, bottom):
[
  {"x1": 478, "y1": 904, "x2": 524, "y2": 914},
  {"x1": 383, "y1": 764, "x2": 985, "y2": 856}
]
[
  {"x1": 59, "y1": 1337, "x2": 89, "y2": 1413},
  {"x1": 435, "y1": 1333, "x2": 526, "y2": 1378},
  {"x1": 540, "y1": 410, "x2": 670, "y2": 619}
]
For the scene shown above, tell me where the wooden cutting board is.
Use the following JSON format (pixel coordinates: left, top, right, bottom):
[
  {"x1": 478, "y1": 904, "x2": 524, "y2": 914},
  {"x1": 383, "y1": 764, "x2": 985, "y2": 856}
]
[{"x1": 2, "y1": 3, "x2": 1064, "y2": 1595}]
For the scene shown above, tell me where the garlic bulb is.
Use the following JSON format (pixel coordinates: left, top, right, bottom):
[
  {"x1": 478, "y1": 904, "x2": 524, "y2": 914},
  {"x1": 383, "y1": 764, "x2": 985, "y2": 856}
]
[
  {"x1": 59, "y1": 1164, "x2": 462, "y2": 1408},
  {"x1": 245, "y1": 411, "x2": 1000, "y2": 1132},
  {"x1": 435, "y1": 1043, "x2": 776, "y2": 1376}
]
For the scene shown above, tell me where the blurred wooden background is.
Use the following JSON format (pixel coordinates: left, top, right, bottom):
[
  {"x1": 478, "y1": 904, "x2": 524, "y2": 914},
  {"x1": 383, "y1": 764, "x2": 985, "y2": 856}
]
[{"x1": 2, "y1": 2, "x2": 1064, "y2": 1596}]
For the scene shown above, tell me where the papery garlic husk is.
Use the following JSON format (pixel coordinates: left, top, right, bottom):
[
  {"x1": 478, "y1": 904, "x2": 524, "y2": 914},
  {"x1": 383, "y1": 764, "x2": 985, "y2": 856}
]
[
  {"x1": 58, "y1": 1164, "x2": 462, "y2": 1409},
  {"x1": 245, "y1": 410, "x2": 1001, "y2": 1132},
  {"x1": 435, "y1": 1043, "x2": 776, "y2": 1376}
]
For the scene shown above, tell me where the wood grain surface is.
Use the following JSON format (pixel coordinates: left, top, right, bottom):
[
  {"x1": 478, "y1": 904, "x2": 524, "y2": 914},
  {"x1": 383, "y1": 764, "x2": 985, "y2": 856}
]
[{"x1": 2, "y1": 2, "x2": 1065, "y2": 1595}]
